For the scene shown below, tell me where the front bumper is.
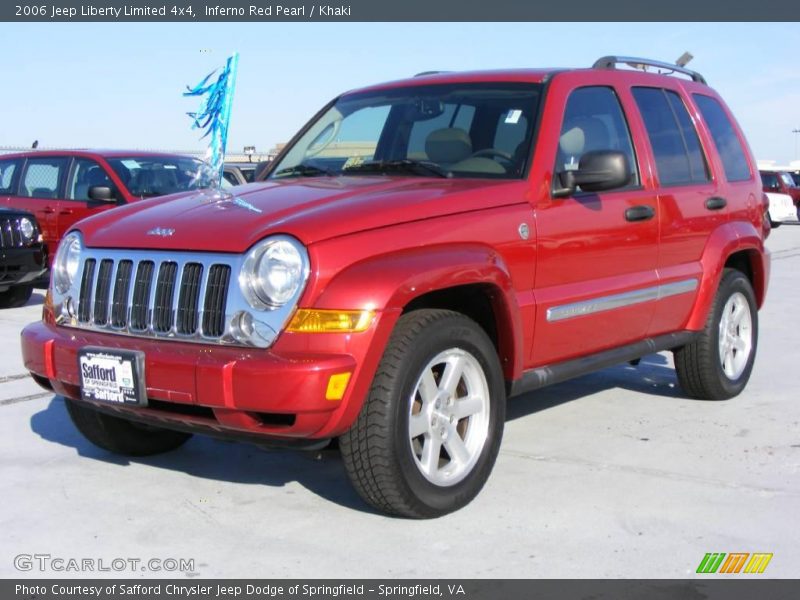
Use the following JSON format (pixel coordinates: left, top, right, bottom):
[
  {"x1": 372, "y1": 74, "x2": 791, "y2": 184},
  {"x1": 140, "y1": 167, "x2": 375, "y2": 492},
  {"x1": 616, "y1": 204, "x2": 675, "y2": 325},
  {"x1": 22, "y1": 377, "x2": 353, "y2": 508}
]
[
  {"x1": 0, "y1": 245, "x2": 47, "y2": 291},
  {"x1": 21, "y1": 317, "x2": 395, "y2": 441}
]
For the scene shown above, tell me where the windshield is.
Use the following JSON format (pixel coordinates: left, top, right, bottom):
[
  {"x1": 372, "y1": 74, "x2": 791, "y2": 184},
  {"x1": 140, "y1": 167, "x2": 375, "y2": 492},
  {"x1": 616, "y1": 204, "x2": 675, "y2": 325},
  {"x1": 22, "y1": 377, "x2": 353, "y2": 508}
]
[
  {"x1": 269, "y1": 82, "x2": 543, "y2": 180},
  {"x1": 790, "y1": 171, "x2": 800, "y2": 187},
  {"x1": 106, "y1": 156, "x2": 212, "y2": 197}
]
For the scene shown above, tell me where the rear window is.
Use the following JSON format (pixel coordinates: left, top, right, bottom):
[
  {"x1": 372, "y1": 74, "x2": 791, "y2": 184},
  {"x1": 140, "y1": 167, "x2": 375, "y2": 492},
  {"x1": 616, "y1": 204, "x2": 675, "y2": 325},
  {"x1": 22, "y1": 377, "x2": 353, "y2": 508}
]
[
  {"x1": 760, "y1": 172, "x2": 779, "y2": 190},
  {"x1": 693, "y1": 94, "x2": 751, "y2": 182},
  {"x1": 632, "y1": 87, "x2": 709, "y2": 186},
  {"x1": 0, "y1": 158, "x2": 21, "y2": 194}
]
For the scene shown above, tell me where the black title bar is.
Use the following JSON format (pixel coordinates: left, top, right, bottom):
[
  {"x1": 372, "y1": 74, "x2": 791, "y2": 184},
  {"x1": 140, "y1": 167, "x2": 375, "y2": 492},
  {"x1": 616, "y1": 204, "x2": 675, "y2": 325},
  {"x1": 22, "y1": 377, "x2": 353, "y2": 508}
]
[{"x1": 4, "y1": 0, "x2": 800, "y2": 22}]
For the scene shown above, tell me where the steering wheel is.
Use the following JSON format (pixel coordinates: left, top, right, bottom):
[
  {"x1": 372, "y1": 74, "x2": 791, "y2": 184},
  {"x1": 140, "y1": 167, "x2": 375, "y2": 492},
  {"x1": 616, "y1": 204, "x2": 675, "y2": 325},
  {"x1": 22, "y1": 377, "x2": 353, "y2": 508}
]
[{"x1": 470, "y1": 148, "x2": 515, "y2": 164}]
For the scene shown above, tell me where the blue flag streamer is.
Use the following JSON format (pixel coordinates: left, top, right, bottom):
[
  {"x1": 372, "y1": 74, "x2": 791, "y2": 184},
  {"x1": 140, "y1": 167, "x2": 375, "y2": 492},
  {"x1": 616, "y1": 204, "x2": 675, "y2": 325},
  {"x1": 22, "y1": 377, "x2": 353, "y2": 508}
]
[{"x1": 184, "y1": 52, "x2": 239, "y2": 187}]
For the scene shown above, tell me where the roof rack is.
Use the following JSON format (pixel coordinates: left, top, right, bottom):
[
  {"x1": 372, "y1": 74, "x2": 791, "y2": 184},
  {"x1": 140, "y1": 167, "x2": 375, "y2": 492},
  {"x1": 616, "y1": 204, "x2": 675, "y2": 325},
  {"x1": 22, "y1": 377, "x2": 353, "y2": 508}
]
[
  {"x1": 592, "y1": 56, "x2": 707, "y2": 85},
  {"x1": 414, "y1": 71, "x2": 449, "y2": 77}
]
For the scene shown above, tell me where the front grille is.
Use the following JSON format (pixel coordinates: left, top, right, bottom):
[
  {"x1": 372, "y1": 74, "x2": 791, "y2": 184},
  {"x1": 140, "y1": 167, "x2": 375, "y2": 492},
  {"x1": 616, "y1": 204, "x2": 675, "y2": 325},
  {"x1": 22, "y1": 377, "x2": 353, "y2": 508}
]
[
  {"x1": 76, "y1": 254, "x2": 232, "y2": 340},
  {"x1": 0, "y1": 217, "x2": 30, "y2": 248}
]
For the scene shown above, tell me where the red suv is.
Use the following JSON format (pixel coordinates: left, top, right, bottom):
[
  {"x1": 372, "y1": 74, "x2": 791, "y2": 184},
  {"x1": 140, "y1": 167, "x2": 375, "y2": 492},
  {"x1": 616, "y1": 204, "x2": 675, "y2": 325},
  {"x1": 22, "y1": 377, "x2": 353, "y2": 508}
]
[
  {"x1": 0, "y1": 150, "x2": 209, "y2": 262},
  {"x1": 21, "y1": 57, "x2": 770, "y2": 517}
]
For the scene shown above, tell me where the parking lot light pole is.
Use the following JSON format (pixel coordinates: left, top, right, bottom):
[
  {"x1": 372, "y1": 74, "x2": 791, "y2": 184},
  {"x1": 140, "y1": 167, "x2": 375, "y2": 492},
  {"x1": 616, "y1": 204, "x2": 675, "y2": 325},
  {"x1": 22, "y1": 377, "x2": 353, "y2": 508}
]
[{"x1": 793, "y1": 129, "x2": 800, "y2": 161}]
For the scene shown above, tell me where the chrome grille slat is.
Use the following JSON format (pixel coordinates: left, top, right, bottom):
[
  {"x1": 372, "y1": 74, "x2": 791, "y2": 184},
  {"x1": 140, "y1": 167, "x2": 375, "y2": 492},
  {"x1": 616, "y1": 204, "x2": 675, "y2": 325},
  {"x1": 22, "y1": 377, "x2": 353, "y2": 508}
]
[
  {"x1": 0, "y1": 218, "x2": 22, "y2": 248},
  {"x1": 93, "y1": 259, "x2": 114, "y2": 325},
  {"x1": 176, "y1": 262, "x2": 203, "y2": 335},
  {"x1": 153, "y1": 261, "x2": 178, "y2": 333},
  {"x1": 130, "y1": 260, "x2": 155, "y2": 332},
  {"x1": 111, "y1": 260, "x2": 134, "y2": 329},
  {"x1": 77, "y1": 259, "x2": 96, "y2": 323},
  {"x1": 202, "y1": 265, "x2": 231, "y2": 338}
]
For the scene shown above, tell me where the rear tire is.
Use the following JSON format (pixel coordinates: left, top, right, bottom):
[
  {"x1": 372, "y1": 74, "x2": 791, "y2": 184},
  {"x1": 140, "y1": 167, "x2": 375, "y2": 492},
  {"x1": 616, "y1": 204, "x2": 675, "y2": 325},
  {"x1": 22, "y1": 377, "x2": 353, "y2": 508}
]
[
  {"x1": 0, "y1": 285, "x2": 33, "y2": 308},
  {"x1": 65, "y1": 398, "x2": 192, "y2": 456},
  {"x1": 340, "y1": 309, "x2": 505, "y2": 518},
  {"x1": 674, "y1": 269, "x2": 758, "y2": 400}
]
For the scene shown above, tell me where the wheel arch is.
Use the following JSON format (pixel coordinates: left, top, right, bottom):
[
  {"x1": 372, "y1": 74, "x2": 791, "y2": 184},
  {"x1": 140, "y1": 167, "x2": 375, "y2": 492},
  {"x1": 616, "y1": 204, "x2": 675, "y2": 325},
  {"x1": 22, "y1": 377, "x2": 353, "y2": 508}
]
[{"x1": 685, "y1": 221, "x2": 770, "y2": 330}]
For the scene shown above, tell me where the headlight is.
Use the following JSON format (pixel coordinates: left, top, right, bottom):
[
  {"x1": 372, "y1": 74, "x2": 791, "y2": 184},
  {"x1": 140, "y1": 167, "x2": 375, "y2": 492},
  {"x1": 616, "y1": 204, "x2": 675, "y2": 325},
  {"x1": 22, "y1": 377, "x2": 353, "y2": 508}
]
[
  {"x1": 53, "y1": 231, "x2": 83, "y2": 294},
  {"x1": 19, "y1": 217, "x2": 35, "y2": 241},
  {"x1": 240, "y1": 236, "x2": 308, "y2": 309}
]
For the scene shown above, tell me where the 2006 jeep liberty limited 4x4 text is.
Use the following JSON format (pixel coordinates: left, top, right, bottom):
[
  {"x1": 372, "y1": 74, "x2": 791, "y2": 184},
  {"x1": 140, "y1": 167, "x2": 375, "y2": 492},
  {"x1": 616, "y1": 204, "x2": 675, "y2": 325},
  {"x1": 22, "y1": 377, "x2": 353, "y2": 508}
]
[{"x1": 22, "y1": 56, "x2": 771, "y2": 517}]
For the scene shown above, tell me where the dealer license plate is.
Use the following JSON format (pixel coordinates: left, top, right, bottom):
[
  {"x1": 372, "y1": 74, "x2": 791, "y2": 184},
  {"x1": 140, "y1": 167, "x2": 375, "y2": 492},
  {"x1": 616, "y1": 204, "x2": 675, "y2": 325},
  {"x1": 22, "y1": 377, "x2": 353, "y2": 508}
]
[{"x1": 78, "y1": 348, "x2": 147, "y2": 406}]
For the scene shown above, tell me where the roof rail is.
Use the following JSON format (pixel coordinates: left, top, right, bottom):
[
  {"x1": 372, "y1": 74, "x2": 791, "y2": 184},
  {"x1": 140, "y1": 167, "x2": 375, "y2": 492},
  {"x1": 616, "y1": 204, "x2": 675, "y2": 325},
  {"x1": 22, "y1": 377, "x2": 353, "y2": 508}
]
[
  {"x1": 414, "y1": 70, "x2": 449, "y2": 77},
  {"x1": 592, "y1": 56, "x2": 707, "y2": 85}
]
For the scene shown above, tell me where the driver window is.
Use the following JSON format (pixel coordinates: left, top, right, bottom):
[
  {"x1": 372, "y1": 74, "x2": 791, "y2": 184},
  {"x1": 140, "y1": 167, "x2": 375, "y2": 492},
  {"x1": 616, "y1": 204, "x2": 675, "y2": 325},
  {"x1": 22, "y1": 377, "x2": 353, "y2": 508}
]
[
  {"x1": 556, "y1": 86, "x2": 639, "y2": 188},
  {"x1": 68, "y1": 159, "x2": 113, "y2": 201}
]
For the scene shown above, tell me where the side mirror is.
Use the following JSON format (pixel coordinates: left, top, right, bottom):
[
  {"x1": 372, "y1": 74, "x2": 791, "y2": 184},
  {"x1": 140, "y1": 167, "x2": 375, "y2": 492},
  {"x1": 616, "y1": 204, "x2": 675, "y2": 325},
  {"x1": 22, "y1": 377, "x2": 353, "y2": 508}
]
[
  {"x1": 553, "y1": 150, "x2": 632, "y2": 198},
  {"x1": 88, "y1": 185, "x2": 116, "y2": 203}
]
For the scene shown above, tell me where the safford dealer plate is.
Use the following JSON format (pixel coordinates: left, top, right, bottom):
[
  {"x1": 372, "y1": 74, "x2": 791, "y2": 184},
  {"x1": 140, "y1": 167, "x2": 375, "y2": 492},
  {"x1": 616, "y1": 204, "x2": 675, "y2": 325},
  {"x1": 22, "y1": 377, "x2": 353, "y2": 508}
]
[{"x1": 78, "y1": 348, "x2": 147, "y2": 406}]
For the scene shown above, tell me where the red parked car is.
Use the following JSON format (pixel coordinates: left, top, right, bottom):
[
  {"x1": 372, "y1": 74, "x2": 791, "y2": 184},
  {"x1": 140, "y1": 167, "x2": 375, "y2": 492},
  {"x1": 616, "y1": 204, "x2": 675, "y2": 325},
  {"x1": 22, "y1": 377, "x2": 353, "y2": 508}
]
[
  {"x1": 0, "y1": 150, "x2": 209, "y2": 262},
  {"x1": 22, "y1": 57, "x2": 770, "y2": 517}
]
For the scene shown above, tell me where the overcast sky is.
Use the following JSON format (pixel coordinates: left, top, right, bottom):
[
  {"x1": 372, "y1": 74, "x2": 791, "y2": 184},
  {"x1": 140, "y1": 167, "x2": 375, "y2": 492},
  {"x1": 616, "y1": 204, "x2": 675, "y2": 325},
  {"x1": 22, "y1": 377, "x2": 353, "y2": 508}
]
[{"x1": 2, "y1": 22, "x2": 798, "y2": 163}]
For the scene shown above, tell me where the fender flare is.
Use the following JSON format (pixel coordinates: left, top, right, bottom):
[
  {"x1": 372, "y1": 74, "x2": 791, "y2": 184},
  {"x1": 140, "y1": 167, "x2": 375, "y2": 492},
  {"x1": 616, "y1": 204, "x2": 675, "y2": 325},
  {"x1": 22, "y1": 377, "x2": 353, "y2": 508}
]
[
  {"x1": 686, "y1": 221, "x2": 768, "y2": 330},
  {"x1": 309, "y1": 244, "x2": 524, "y2": 438}
]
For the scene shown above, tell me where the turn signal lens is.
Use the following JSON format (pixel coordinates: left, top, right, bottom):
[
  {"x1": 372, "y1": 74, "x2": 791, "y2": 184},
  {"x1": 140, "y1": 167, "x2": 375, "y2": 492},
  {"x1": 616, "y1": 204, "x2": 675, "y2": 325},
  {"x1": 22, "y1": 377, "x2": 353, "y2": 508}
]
[
  {"x1": 325, "y1": 372, "x2": 352, "y2": 401},
  {"x1": 286, "y1": 309, "x2": 375, "y2": 333}
]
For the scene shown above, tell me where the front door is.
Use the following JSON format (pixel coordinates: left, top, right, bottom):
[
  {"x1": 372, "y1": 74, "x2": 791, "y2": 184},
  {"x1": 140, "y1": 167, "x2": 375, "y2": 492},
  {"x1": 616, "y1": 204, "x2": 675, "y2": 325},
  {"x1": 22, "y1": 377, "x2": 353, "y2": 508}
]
[{"x1": 531, "y1": 80, "x2": 660, "y2": 366}]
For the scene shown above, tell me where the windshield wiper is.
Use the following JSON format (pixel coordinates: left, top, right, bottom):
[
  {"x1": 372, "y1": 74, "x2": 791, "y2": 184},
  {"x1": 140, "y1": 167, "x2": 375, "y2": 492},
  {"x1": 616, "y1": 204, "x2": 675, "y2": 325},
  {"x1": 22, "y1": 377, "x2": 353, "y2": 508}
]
[
  {"x1": 274, "y1": 163, "x2": 335, "y2": 178},
  {"x1": 343, "y1": 159, "x2": 452, "y2": 178}
]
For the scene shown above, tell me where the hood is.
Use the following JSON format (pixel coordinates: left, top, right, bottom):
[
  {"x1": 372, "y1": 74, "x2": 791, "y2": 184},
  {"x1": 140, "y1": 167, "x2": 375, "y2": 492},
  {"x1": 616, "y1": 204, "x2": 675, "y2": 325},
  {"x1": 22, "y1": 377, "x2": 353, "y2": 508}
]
[{"x1": 76, "y1": 176, "x2": 526, "y2": 252}]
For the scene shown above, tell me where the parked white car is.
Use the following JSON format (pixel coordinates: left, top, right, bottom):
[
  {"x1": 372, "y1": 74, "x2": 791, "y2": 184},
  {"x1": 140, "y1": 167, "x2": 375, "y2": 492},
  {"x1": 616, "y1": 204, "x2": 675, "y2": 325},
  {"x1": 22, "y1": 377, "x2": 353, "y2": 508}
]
[
  {"x1": 766, "y1": 192, "x2": 798, "y2": 227},
  {"x1": 767, "y1": 192, "x2": 798, "y2": 227}
]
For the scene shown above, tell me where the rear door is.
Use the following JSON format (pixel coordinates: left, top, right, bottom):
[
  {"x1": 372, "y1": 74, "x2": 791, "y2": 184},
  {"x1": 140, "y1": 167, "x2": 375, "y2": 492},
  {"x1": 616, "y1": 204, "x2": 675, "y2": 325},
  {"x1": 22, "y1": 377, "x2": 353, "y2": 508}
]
[
  {"x1": 8, "y1": 156, "x2": 69, "y2": 259},
  {"x1": 628, "y1": 85, "x2": 722, "y2": 335},
  {"x1": 531, "y1": 76, "x2": 660, "y2": 366}
]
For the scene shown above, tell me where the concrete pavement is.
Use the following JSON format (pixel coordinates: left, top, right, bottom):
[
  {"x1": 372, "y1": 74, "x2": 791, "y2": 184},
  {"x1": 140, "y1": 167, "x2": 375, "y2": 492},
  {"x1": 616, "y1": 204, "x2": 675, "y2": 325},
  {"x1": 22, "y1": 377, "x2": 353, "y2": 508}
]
[{"x1": 1, "y1": 227, "x2": 798, "y2": 578}]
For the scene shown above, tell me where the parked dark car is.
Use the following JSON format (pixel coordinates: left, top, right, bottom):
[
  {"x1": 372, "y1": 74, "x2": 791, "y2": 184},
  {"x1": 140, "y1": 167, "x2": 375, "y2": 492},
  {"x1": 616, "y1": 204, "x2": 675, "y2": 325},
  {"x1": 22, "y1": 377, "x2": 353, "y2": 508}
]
[
  {"x1": 0, "y1": 150, "x2": 210, "y2": 262},
  {"x1": 222, "y1": 161, "x2": 271, "y2": 186},
  {"x1": 0, "y1": 207, "x2": 47, "y2": 308}
]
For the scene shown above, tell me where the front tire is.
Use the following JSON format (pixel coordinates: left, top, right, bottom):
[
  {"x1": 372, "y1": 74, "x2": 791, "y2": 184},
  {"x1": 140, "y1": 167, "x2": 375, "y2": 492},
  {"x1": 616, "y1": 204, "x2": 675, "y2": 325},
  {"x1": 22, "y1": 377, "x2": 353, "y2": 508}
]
[
  {"x1": 0, "y1": 285, "x2": 33, "y2": 308},
  {"x1": 340, "y1": 309, "x2": 505, "y2": 518},
  {"x1": 65, "y1": 398, "x2": 192, "y2": 456},
  {"x1": 674, "y1": 269, "x2": 758, "y2": 400}
]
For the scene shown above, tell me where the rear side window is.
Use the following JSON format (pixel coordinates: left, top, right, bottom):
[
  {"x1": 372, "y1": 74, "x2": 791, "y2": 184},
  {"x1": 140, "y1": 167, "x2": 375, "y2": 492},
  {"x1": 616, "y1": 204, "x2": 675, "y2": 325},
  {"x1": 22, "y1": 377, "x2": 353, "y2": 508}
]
[
  {"x1": 19, "y1": 158, "x2": 68, "y2": 198},
  {"x1": 0, "y1": 159, "x2": 21, "y2": 194},
  {"x1": 556, "y1": 86, "x2": 639, "y2": 188},
  {"x1": 632, "y1": 87, "x2": 709, "y2": 186},
  {"x1": 693, "y1": 94, "x2": 751, "y2": 182}
]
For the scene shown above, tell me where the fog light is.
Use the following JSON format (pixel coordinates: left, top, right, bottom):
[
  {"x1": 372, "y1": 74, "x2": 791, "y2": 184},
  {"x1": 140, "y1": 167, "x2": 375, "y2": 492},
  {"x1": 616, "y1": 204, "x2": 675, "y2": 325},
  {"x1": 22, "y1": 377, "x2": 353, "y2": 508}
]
[
  {"x1": 286, "y1": 309, "x2": 375, "y2": 333},
  {"x1": 326, "y1": 372, "x2": 352, "y2": 401}
]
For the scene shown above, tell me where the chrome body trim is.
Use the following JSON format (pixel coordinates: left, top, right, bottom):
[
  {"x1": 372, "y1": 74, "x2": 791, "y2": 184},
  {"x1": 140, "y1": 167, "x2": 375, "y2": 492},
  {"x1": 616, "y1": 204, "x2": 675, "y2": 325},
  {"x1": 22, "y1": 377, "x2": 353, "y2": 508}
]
[{"x1": 546, "y1": 278, "x2": 698, "y2": 322}]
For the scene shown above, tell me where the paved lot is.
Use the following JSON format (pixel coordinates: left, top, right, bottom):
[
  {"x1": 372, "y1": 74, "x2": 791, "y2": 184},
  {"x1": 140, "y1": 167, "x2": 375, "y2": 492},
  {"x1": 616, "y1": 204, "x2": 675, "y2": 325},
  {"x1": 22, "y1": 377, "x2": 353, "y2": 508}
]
[{"x1": 1, "y1": 226, "x2": 798, "y2": 579}]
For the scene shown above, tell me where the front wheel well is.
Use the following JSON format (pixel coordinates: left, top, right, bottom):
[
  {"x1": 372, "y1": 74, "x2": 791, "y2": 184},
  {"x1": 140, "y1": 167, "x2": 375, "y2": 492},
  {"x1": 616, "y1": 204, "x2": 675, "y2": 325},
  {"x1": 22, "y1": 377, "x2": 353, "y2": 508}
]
[{"x1": 402, "y1": 284, "x2": 514, "y2": 380}]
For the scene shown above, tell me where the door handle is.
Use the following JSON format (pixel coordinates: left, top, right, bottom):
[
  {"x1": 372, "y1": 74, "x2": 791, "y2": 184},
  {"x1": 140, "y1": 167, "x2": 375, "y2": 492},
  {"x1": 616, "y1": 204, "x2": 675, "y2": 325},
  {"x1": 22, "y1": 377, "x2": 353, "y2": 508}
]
[
  {"x1": 59, "y1": 209, "x2": 73, "y2": 215},
  {"x1": 624, "y1": 205, "x2": 655, "y2": 222},
  {"x1": 705, "y1": 196, "x2": 727, "y2": 210},
  {"x1": 41, "y1": 207, "x2": 55, "y2": 214}
]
